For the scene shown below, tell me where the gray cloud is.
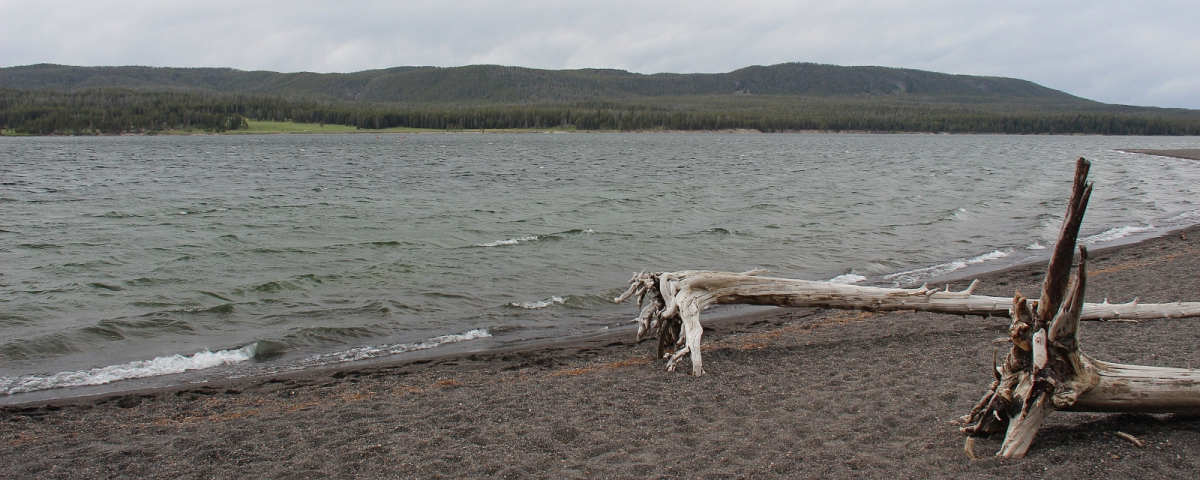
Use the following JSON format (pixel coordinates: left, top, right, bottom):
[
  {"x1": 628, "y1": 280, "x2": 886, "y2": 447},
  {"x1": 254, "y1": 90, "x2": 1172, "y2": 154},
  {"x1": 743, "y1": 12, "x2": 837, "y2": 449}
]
[{"x1": 2, "y1": 0, "x2": 1197, "y2": 108}]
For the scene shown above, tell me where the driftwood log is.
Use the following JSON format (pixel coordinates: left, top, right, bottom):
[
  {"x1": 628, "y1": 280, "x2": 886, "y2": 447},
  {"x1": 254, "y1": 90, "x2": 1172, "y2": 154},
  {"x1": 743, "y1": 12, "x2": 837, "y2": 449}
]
[
  {"x1": 615, "y1": 158, "x2": 1200, "y2": 457},
  {"x1": 614, "y1": 270, "x2": 1200, "y2": 376},
  {"x1": 959, "y1": 158, "x2": 1200, "y2": 458}
]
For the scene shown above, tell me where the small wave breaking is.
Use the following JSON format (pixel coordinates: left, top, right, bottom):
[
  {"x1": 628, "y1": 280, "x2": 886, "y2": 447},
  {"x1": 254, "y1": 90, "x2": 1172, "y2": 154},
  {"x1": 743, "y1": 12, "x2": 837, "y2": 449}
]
[
  {"x1": 1167, "y1": 210, "x2": 1200, "y2": 223},
  {"x1": 475, "y1": 235, "x2": 539, "y2": 247},
  {"x1": 1, "y1": 345, "x2": 256, "y2": 395},
  {"x1": 508, "y1": 296, "x2": 566, "y2": 309},
  {"x1": 883, "y1": 250, "x2": 1011, "y2": 286},
  {"x1": 1081, "y1": 225, "x2": 1155, "y2": 245},
  {"x1": 827, "y1": 274, "x2": 867, "y2": 285},
  {"x1": 303, "y1": 329, "x2": 491, "y2": 365},
  {"x1": 1, "y1": 328, "x2": 495, "y2": 396}
]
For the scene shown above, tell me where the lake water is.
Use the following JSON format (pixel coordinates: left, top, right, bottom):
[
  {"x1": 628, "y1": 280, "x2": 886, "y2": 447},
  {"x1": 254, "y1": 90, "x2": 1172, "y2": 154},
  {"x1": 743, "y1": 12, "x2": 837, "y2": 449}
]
[{"x1": 2, "y1": 133, "x2": 1199, "y2": 401}]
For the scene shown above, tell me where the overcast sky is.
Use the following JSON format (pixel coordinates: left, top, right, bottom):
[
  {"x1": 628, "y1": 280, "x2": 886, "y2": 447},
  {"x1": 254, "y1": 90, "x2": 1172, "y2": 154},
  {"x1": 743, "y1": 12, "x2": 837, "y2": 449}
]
[{"x1": 2, "y1": 1, "x2": 1197, "y2": 108}]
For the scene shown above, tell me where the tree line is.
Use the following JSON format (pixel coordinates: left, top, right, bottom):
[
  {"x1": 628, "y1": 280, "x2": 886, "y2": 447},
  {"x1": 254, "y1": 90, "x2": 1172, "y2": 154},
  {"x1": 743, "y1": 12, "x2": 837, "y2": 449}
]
[
  {"x1": 0, "y1": 89, "x2": 249, "y2": 134},
  {"x1": 3, "y1": 88, "x2": 1200, "y2": 135}
]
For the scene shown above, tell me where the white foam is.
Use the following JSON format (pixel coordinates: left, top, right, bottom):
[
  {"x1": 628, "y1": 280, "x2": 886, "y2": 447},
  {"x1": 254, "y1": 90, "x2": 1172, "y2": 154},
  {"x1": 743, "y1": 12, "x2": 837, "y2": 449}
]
[
  {"x1": 1025, "y1": 241, "x2": 1048, "y2": 250},
  {"x1": 475, "y1": 235, "x2": 538, "y2": 247},
  {"x1": 509, "y1": 296, "x2": 566, "y2": 309},
  {"x1": 1081, "y1": 225, "x2": 1155, "y2": 245},
  {"x1": 883, "y1": 249, "x2": 1011, "y2": 286},
  {"x1": 1, "y1": 345, "x2": 256, "y2": 395},
  {"x1": 828, "y1": 274, "x2": 867, "y2": 285},
  {"x1": 312, "y1": 328, "x2": 491, "y2": 364},
  {"x1": 1167, "y1": 210, "x2": 1200, "y2": 223}
]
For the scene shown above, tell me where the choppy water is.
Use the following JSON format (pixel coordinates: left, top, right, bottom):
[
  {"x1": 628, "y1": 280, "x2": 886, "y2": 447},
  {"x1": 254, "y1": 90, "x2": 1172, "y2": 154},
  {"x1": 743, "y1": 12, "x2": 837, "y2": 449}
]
[{"x1": 2, "y1": 133, "x2": 1199, "y2": 401}]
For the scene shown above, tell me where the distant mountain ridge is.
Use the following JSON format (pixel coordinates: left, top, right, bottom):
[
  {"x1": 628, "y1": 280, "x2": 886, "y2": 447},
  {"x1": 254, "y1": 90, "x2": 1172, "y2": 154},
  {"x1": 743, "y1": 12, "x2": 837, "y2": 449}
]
[
  {"x1": 0, "y1": 63, "x2": 1091, "y2": 105},
  {"x1": 6, "y1": 62, "x2": 1198, "y2": 136}
]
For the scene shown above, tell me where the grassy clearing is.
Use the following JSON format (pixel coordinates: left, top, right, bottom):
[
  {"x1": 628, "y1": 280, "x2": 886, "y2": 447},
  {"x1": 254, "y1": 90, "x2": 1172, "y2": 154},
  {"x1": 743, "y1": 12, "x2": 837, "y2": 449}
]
[
  {"x1": 229, "y1": 121, "x2": 586, "y2": 135},
  {"x1": 237, "y1": 120, "x2": 439, "y2": 134},
  {"x1": 139, "y1": 120, "x2": 439, "y2": 135}
]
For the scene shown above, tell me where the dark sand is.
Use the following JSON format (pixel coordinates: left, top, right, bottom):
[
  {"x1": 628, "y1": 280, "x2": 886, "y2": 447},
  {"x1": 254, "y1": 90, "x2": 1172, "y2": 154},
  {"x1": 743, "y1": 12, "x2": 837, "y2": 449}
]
[
  {"x1": 4, "y1": 226, "x2": 1200, "y2": 478},
  {"x1": 1120, "y1": 149, "x2": 1200, "y2": 161}
]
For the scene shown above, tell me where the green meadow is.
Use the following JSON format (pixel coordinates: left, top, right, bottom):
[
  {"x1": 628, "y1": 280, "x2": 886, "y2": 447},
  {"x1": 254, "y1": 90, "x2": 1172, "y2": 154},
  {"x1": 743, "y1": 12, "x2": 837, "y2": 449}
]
[
  {"x1": 232, "y1": 121, "x2": 580, "y2": 135},
  {"x1": 235, "y1": 120, "x2": 438, "y2": 134}
]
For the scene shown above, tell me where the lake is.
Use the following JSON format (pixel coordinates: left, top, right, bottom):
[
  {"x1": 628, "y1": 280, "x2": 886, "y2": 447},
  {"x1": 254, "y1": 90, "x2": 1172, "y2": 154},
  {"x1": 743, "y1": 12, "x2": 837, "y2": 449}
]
[{"x1": 2, "y1": 132, "x2": 1198, "y2": 401}]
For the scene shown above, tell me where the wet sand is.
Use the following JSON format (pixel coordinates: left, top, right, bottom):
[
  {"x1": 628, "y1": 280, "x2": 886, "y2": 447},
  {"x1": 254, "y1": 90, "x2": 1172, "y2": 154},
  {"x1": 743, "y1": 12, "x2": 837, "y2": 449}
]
[{"x1": 3, "y1": 225, "x2": 1200, "y2": 478}]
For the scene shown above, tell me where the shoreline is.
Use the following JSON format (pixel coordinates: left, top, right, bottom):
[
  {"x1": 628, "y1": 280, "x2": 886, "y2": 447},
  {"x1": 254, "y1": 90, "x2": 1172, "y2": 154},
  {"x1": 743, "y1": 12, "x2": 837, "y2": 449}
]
[
  {"x1": 2, "y1": 222, "x2": 1196, "y2": 408},
  {"x1": 5, "y1": 132, "x2": 1198, "y2": 409},
  {"x1": 6, "y1": 125, "x2": 1200, "y2": 137},
  {"x1": 1118, "y1": 148, "x2": 1200, "y2": 161},
  {"x1": 4, "y1": 224, "x2": 1199, "y2": 475},
  {"x1": 3, "y1": 225, "x2": 1200, "y2": 475}
]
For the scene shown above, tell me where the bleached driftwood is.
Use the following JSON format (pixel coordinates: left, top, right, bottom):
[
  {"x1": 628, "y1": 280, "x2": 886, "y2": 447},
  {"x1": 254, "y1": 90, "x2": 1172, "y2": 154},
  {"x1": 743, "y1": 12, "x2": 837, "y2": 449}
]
[
  {"x1": 616, "y1": 157, "x2": 1200, "y2": 458},
  {"x1": 613, "y1": 271, "x2": 1200, "y2": 376},
  {"x1": 959, "y1": 158, "x2": 1200, "y2": 458},
  {"x1": 960, "y1": 248, "x2": 1200, "y2": 457}
]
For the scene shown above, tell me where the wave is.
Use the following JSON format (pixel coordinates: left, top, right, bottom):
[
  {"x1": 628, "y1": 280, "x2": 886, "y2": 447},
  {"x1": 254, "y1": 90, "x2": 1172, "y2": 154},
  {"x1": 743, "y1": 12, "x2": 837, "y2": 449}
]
[
  {"x1": 300, "y1": 329, "x2": 492, "y2": 365},
  {"x1": 475, "y1": 235, "x2": 539, "y2": 247},
  {"x1": 827, "y1": 274, "x2": 867, "y2": 285},
  {"x1": 1167, "y1": 210, "x2": 1200, "y2": 223},
  {"x1": 473, "y1": 229, "x2": 594, "y2": 248},
  {"x1": 87, "y1": 211, "x2": 145, "y2": 218},
  {"x1": 0, "y1": 328, "x2": 494, "y2": 395},
  {"x1": 171, "y1": 303, "x2": 235, "y2": 315},
  {"x1": 1081, "y1": 225, "x2": 1155, "y2": 245},
  {"x1": 883, "y1": 249, "x2": 1011, "y2": 286},
  {"x1": 508, "y1": 296, "x2": 566, "y2": 309},
  {"x1": 926, "y1": 206, "x2": 969, "y2": 225},
  {"x1": 1, "y1": 345, "x2": 256, "y2": 395},
  {"x1": 17, "y1": 243, "x2": 62, "y2": 250}
]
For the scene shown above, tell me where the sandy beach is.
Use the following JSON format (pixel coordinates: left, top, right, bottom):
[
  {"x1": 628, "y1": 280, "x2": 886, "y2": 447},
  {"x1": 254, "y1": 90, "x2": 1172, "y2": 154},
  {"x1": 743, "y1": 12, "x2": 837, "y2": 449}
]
[{"x1": 3, "y1": 224, "x2": 1200, "y2": 478}]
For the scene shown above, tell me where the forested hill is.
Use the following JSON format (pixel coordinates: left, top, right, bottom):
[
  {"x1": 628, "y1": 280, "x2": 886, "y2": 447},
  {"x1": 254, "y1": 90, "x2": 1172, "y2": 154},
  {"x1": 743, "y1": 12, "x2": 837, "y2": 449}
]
[
  {"x1": 0, "y1": 63, "x2": 1089, "y2": 104},
  {"x1": 4, "y1": 63, "x2": 1200, "y2": 135}
]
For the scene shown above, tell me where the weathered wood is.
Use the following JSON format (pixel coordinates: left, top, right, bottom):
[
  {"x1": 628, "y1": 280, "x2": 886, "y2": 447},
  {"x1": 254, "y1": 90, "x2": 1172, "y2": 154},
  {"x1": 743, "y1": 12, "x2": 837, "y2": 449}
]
[
  {"x1": 988, "y1": 245, "x2": 1091, "y2": 458},
  {"x1": 1038, "y1": 157, "x2": 1092, "y2": 322},
  {"x1": 616, "y1": 157, "x2": 1200, "y2": 458},
  {"x1": 1068, "y1": 360, "x2": 1200, "y2": 413},
  {"x1": 614, "y1": 269, "x2": 1200, "y2": 376},
  {"x1": 957, "y1": 160, "x2": 1200, "y2": 458}
]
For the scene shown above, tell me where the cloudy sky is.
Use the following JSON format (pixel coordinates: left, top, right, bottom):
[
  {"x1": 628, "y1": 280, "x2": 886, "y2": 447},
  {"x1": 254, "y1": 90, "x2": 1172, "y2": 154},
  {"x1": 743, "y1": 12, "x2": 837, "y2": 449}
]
[{"x1": 2, "y1": 1, "x2": 1197, "y2": 108}]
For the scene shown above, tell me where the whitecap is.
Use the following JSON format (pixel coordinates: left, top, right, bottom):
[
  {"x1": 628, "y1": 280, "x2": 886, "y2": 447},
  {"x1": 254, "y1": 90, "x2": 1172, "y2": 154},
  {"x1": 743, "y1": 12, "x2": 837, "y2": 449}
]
[
  {"x1": 1166, "y1": 210, "x2": 1200, "y2": 223},
  {"x1": 308, "y1": 329, "x2": 491, "y2": 364},
  {"x1": 1081, "y1": 225, "x2": 1155, "y2": 245},
  {"x1": 509, "y1": 296, "x2": 566, "y2": 309},
  {"x1": 1, "y1": 345, "x2": 256, "y2": 395},
  {"x1": 828, "y1": 274, "x2": 867, "y2": 285},
  {"x1": 883, "y1": 249, "x2": 1011, "y2": 286},
  {"x1": 475, "y1": 235, "x2": 538, "y2": 247}
]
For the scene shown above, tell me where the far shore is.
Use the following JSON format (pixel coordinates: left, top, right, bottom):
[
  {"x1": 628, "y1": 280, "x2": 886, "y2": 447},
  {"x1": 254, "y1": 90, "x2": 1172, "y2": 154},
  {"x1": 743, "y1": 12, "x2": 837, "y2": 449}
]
[
  {"x1": 7, "y1": 122, "x2": 1200, "y2": 138},
  {"x1": 1118, "y1": 148, "x2": 1200, "y2": 161}
]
